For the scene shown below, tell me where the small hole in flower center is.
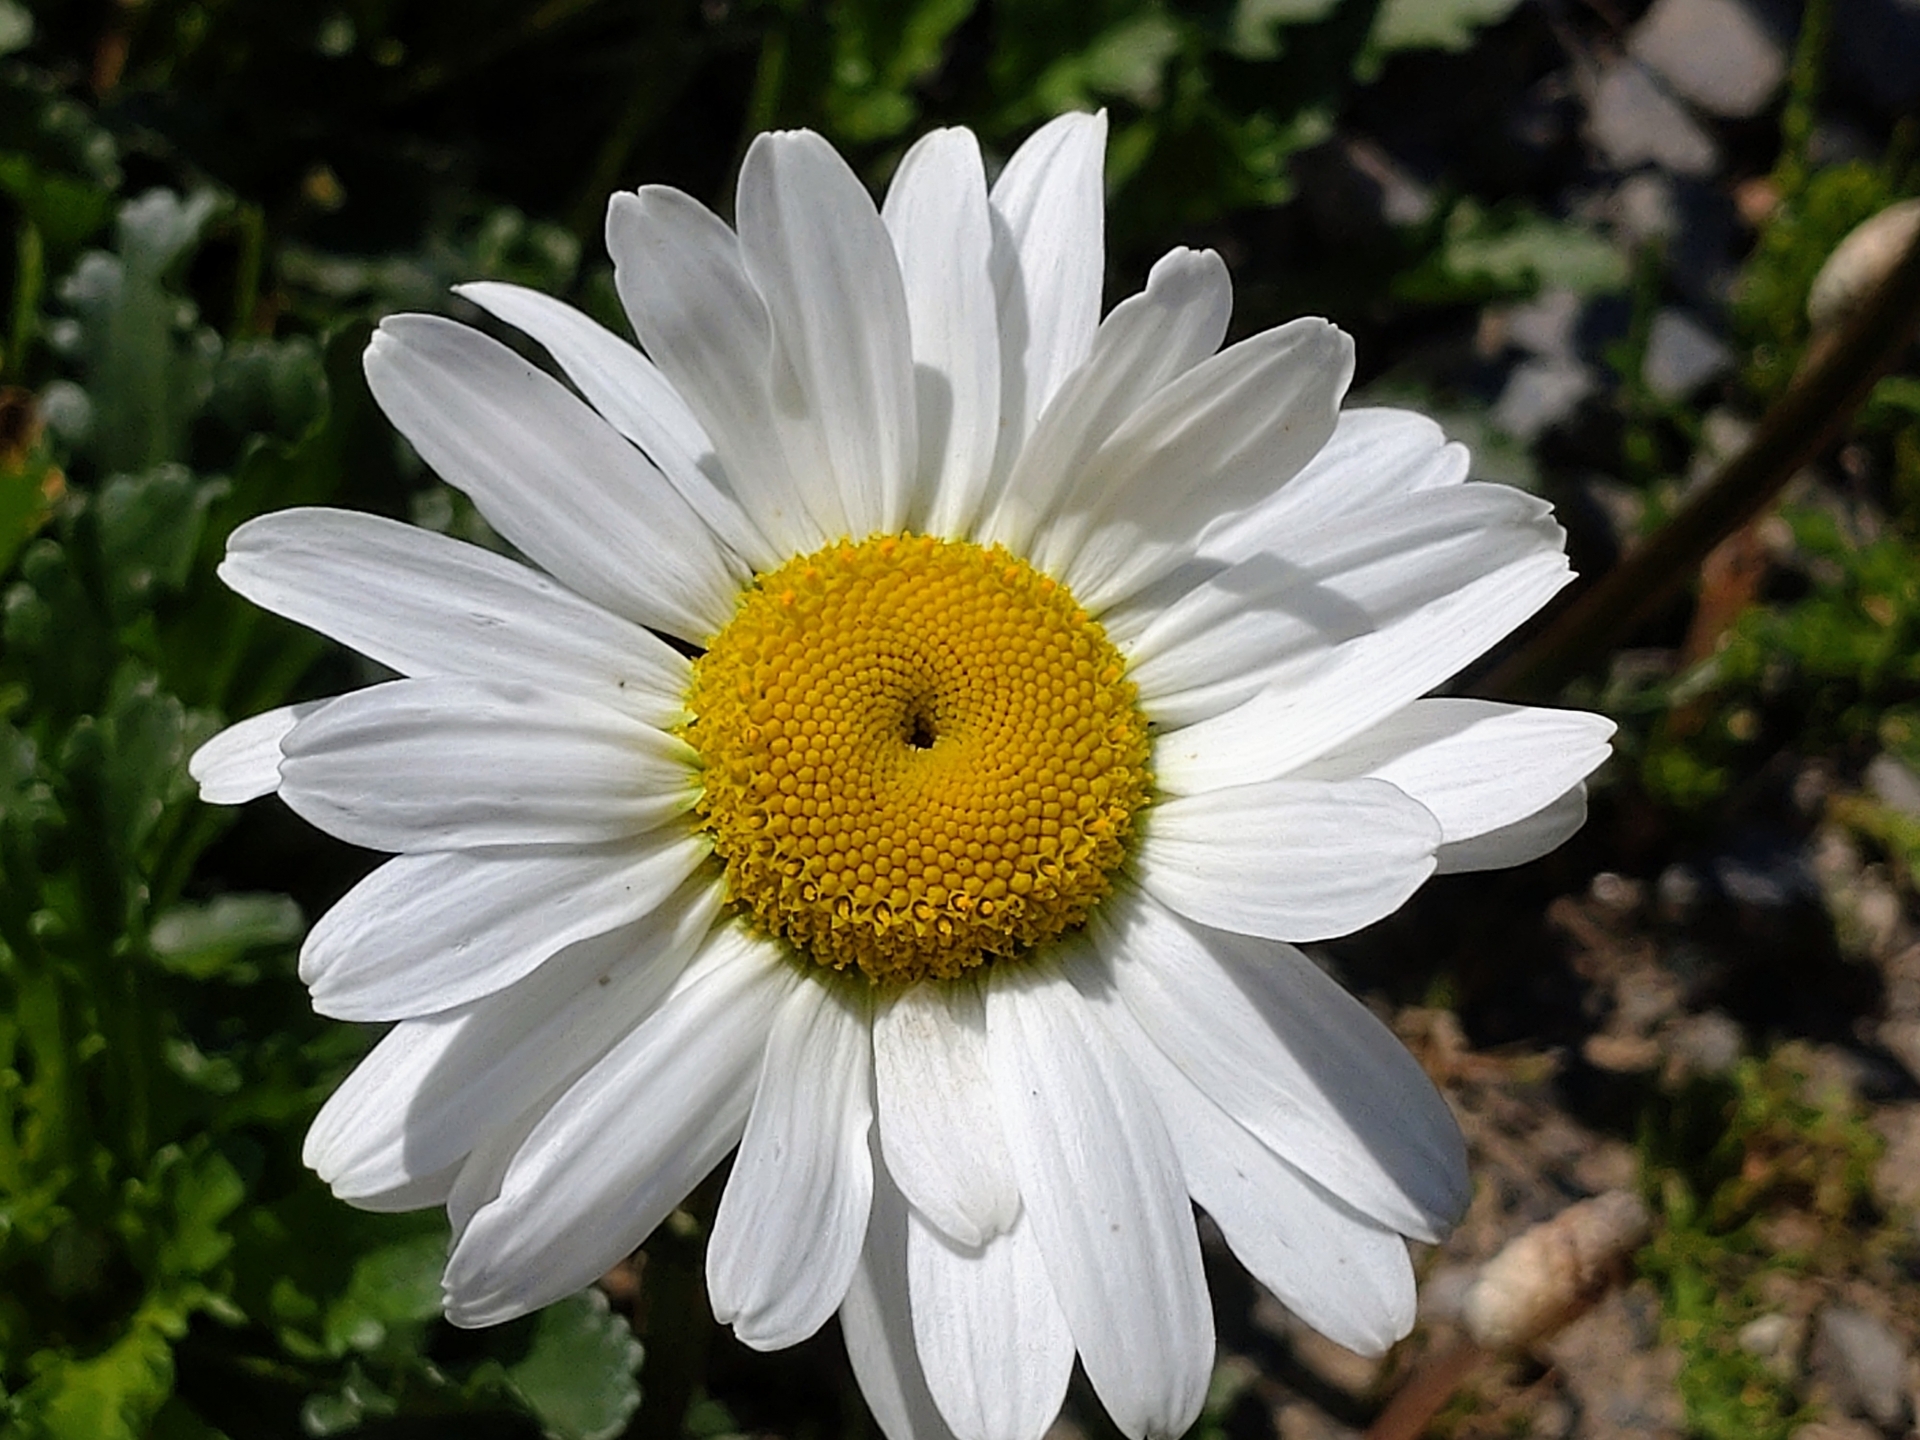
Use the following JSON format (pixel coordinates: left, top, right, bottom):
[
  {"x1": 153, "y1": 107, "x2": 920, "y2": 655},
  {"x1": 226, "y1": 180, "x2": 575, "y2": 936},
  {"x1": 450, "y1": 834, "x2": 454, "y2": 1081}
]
[{"x1": 905, "y1": 708, "x2": 936, "y2": 750}]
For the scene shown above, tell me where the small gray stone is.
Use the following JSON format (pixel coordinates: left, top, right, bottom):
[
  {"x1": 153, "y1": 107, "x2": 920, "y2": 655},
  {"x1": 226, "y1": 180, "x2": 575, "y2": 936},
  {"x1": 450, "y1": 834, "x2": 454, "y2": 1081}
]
[
  {"x1": 1629, "y1": 0, "x2": 1787, "y2": 118},
  {"x1": 1503, "y1": 289, "x2": 1585, "y2": 360},
  {"x1": 1643, "y1": 308, "x2": 1733, "y2": 401},
  {"x1": 1866, "y1": 752, "x2": 1920, "y2": 820},
  {"x1": 1813, "y1": 1305, "x2": 1911, "y2": 1429},
  {"x1": 1586, "y1": 61, "x2": 1718, "y2": 175},
  {"x1": 1738, "y1": 1312, "x2": 1802, "y2": 1379},
  {"x1": 1665, "y1": 1010, "x2": 1744, "y2": 1077},
  {"x1": 1494, "y1": 357, "x2": 1595, "y2": 440},
  {"x1": 1613, "y1": 171, "x2": 1683, "y2": 246}
]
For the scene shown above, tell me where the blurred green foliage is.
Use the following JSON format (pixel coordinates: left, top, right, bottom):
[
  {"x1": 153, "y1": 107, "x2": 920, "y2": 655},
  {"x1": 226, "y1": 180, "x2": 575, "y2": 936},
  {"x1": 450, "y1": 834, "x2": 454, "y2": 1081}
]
[{"x1": 1639, "y1": 1049, "x2": 1885, "y2": 1440}]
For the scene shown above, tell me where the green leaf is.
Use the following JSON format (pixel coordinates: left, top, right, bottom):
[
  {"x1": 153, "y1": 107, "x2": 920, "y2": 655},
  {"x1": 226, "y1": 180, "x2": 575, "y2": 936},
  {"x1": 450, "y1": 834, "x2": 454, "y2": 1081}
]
[
  {"x1": 4, "y1": 537, "x2": 114, "y2": 720},
  {"x1": 0, "y1": 429, "x2": 62, "y2": 580},
  {"x1": 53, "y1": 191, "x2": 222, "y2": 474},
  {"x1": 1033, "y1": 10, "x2": 1182, "y2": 112},
  {"x1": 207, "y1": 337, "x2": 327, "y2": 444},
  {"x1": 322, "y1": 1231, "x2": 449, "y2": 1356},
  {"x1": 1396, "y1": 199, "x2": 1629, "y2": 304},
  {"x1": 0, "y1": 1, "x2": 33, "y2": 57},
  {"x1": 97, "y1": 670, "x2": 190, "y2": 866},
  {"x1": 0, "y1": 156, "x2": 113, "y2": 259},
  {"x1": 95, "y1": 464, "x2": 221, "y2": 621},
  {"x1": 1365, "y1": 0, "x2": 1522, "y2": 61},
  {"x1": 823, "y1": 0, "x2": 981, "y2": 142},
  {"x1": 506, "y1": 1291, "x2": 644, "y2": 1440},
  {"x1": 7, "y1": 1312, "x2": 175, "y2": 1440},
  {"x1": 1227, "y1": 0, "x2": 1343, "y2": 61},
  {"x1": 148, "y1": 893, "x2": 302, "y2": 981}
]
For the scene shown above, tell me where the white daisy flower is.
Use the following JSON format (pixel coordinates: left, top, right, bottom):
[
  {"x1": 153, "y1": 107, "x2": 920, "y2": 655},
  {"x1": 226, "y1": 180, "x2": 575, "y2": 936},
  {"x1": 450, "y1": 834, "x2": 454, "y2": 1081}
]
[{"x1": 193, "y1": 113, "x2": 1613, "y2": 1440}]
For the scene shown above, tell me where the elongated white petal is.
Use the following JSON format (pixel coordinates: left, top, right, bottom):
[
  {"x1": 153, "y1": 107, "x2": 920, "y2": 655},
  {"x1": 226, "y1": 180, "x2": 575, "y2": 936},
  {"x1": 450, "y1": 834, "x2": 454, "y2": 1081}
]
[
  {"x1": 443, "y1": 922, "x2": 796, "y2": 1326},
  {"x1": 882, "y1": 128, "x2": 1001, "y2": 538},
  {"x1": 908, "y1": 1211, "x2": 1074, "y2": 1440},
  {"x1": 873, "y1": 980, "x2": 1021, "y2": 1247},
  {"x1": 1197, "y1": 407, "x2": 1469, "y2": 562},
  {"x1": 609, "y1": 186, "x2": 836, "y2": 555},
  {"x1": 364, "y1": 316, "x2": 742, "y2": 640},
  {"x1": 190, "y1": 701, "x2": 326, "y2": 803},
  {"x1": 346, "y1": 1161, "x2": 462, "y2": 1214},
  {"x1": 709, "y1": 977, "x2": 875, "y2": 1349},
  {"x1": 446, "y1": 1095, "x2": 549, "y2": 1241},
  {"x1": 305, "y1": 879, "x2": 722, "y2": 1200},
  {"x1": 1437, "y1": 782, "x2": 1589, "y2": 874},
  {"x1": 988, "y1": 111, "x2": 1107, "y2": 470},
  {"x1": 739, "y1": 130, "x2": 918, "y2": 538},
  {"x1": 278, "y1": 677, "x2": 697, "y2": 852},
  {"x1": 842, "y1": 1147, "x2": 961, "y2": 1440},
  {"x1": 1042, "y1": 319, "x2": 1353, "y2": 614},
  {"x1": 987, "y1": 953, "x2": 1213, "y2": 1440},
  {"x1": 1153, "y1": 548, "x2": 1573, "y2": 794},
  {"x1": 1118, "y1": 484, "x2": 1564, "y2": 726},
  {"x1": 454, "y1": 281, "x2": 778, "y2": 570},
  {"x1": 301, "y1": 836, "x2": 708, "y2": 1021},
  {"x1": 219, "y1": 508, "x2": 690, "y2": 729},
  {"x1": 983, "y1": 247, "x2": 1231, "y2": 557},
  {"x1": 1107, "y1": 1004, "x2": 1417, "y2": 1356},
  {"x1": 1297, "y1": 699, "x2": 1615, "y2": 845},
  {"x1": 1136, "y1": 778, "x2": 1440, "y2": 942},
  {"x1": 1093, "y1": 886, "x2": 1468, "y2": 1241}
]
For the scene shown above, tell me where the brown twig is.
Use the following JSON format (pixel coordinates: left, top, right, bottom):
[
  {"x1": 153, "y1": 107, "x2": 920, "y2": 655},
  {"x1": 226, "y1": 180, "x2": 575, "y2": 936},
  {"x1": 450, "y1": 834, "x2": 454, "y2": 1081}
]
[
  {"x1": 1364, "y1": 1337, "x2": 1486, "y2": 1440},
  {"x1": 1476, "y1": 218, "x2": 1920, "y2": 702}
]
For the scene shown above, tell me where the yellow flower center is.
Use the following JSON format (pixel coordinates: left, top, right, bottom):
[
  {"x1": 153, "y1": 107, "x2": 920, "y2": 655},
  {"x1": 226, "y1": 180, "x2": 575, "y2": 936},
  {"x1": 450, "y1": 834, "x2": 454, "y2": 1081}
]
[{"x1": 684, "y1": 534, "x2": 1152, "y2": 986}]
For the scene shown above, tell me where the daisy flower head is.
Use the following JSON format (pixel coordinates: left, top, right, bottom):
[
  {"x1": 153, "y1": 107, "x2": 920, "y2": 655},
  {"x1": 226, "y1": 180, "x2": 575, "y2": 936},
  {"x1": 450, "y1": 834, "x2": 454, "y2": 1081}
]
[{"x1": 194, "y1": 113, "x2": 1614, "y2": 1440}]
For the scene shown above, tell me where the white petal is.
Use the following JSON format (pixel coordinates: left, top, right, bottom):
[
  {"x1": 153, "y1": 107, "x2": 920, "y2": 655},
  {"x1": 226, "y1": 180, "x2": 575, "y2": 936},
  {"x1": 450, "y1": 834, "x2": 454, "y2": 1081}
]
[
  {"x1": 1437, "y1": 782, "x2": 1589, "y2": 874},
  {"x1": 988, "y1": 111, "x2": 1108, "y2": 471},
  {"x1": 1092, "y1": 885, "x2": 1468, "y2": 1242},
  {"x1": 364, "y1": 314, "x2": 743, "y2": 640},
  {"x1": 882, "y1": 128, "x2": 1001, "y2": 539},
  {"x1": 841, "y1": 1146, "x2": 961, "y2": 1440},
  {"x1": 304, "y1": 878, "x2": 723, "y2": 1200},
  {"x1": 443, "y1": 921, "x2": 796, "y2": 1327},
  {"x1": 1119, "y1": 483, "x2": 1565, "y2": 727},
  {"x1": 454, "y1": 281, "x2": 779, "y2": 570},
  {"x1": 986, "y1": 953, "x2": 1213, "y2": 1440},
  {"x1": 301, "y1": 835, "x2": 709, "y2": 1021},
  {"x1": 1040, "y1": 319, "x2": 1353, "y2": 614},
  {"x1": 739, "y1": 130, "x2": 918, "y2": 538},
  {"x1": 343, "y1": 1161, "x2": 462, "y2": 1214},
  {"x1": 609, "y1": 186, "x2": 836, "y2": 555},
  {"x1": 1196, "y1": 407, "x2": 1470, "y2": 563},
  {"x1": 907, "y1": 1211, "x2": 1074, "y2": 1440},
  {"x1": 1136, "y1": 778, "x2": 1440, "y2": 942},
  {"x1": 1296, "y1": 699, "x2": 1615, "y2": 845},
  {"x1": 190, "y1": 701, "x2": 326, "y2": 803},
  {"x1": 1110, "y1": 1009, "x2": 1416, "y2": 1356},
  {"x1": 219, "y1": 508, "x2": 690, "y2": 729},
  {"x1": 873, "y1": 980, "x2": 1021, "y2": 1246},
  {"x1": 445, "y1": 1096, "x2": 548, "y2": 1242},
  {"x1": 982, "y1": 247, "x2": 1231, "y2": 557},
  {"x1": 277, "y1": 677, "x2": 697, "y2": 852},
  {"x1": 1152, "y1": 548, "x2": 1573, "y2": 795},
  {"x1": 709, "y1": 977, "x2": 875, "y2": 1350}
]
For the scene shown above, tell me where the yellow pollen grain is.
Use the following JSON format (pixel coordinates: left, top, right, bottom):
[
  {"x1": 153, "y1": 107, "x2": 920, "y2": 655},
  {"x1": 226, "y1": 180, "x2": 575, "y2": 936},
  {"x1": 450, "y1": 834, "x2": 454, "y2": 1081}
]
[{"x1": 683, "y1": 534, "x2": 1152, "y2": 985}]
